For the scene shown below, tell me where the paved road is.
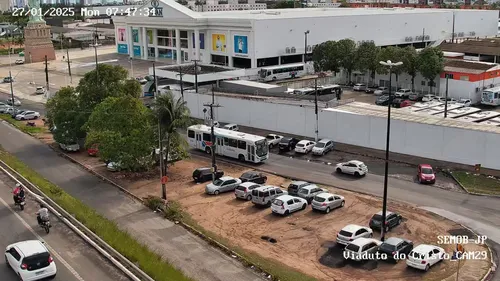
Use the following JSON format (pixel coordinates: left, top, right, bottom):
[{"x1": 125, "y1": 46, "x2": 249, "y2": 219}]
[
  {"x1": 0, "y1": 121, "x2": 264, "y2": 281},
  {"x1": 0, "y1": 178, "x2": 130, "y2": 281}
]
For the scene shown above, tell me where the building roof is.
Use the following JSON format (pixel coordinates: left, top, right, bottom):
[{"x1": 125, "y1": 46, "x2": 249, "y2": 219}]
[
  {"x1": 440, "y1": 39, "x2": 500, "y2": 57},
  {"x1": 444, "y1": 59, "x2": 496, "y2": 72}
]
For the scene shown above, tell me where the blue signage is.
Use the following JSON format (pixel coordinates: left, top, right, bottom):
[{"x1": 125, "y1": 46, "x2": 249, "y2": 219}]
[
  {"x1": 133, "y1": 46, "x2": 141, "y2": 57},
  {"x1": 234, "y1": 35, "x2": 248, "y2": 55},
  {"x1": 117, "y1": 44, "x2": 128, "y2": 54},
  {"x1": 149, "y1": 0, "x2": 163, "y2": 17}
]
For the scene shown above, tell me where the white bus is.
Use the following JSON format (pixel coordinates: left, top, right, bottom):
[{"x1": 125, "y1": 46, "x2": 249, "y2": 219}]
[
  {"x1": 259, "y1": 63, "x2": 307, "y2": 82},
  {"x1": 481, "y1": 86, "x2": 500, "y2": 106},
  {"x1": 187, "y1": 124, "x2": 269, "y2": 163}
]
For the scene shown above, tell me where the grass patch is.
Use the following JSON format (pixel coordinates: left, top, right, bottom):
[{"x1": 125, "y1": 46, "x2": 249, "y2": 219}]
[
  {"x1": 144, "y1": 196, "x2": 317, "y2": 281},
  {"x1": 452, "y1": 171, "x2": 500, "y2": 196},
  {"x1": 0, "y1": 114, "x2": 47, "y2": 134},
  {"x1": 0, "y1": 48, "x2": 23, "y2": 55},
  {"x1": 0, "y1": 149, "x2": 193, "y2": 281}
]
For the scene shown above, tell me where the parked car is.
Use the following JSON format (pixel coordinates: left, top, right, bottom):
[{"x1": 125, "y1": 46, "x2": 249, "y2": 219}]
[
  {"x1": 394, "y1": 88, "x2": 412, "y2": 98},
  {"x1": 3, "y1": 77, "x2": 14, "y2": 83},
  {"x1": 251, "y1": 185, "x2": 287, "y2": 207},
  {"x1": 409, "y1": 92, "x2": 425, "y2": 101},
  {"x1": 11, "y1": 109, "x2": 25, "y2": 118},
  {"x1": 353, "y1": 83, "x2": 367, "y2": 91},
  {"x1": 368, "y1": 211, "x2": 403, "y2": 232},
  {"x1": 206, "y1": 120, "x2": 220, "y2": 128},
  {"x1": 287, "y1": 181, "x2": 311, "y2": 196},
  {"x1": 278, "y1": 137, "x2": 300, "y2": 152},
  {"x1": 271, "y1": 195, "x2": 308, "y2": 215},
  {"x1": 434, "y1": 96, "x2": 446, "y2": 102},
  {"x1": 335, "y1": 160, "x2": 368, "y2": 177},
  {"x1": 457, "y1": 98, "x2": 472, "y2": 107},
  {"x1": 136, "y1": 77, "x2": 148, "y2": 84},
  {"x1": 311, "y1": 193, "x2": 345, "y2": 213},
  {"x1": 205, "y1": 176, "x2": 242, "y2": 195},
  {"x1": 35, "y1": 86, "x2": 46, "y2": 95},
  {"x1": 0, "y1": 102, "x2": 7, "y2": 111},
  {"x1": 192, "y1": 167, "x2": 224, "y2": 183},
  {"x1": 296, "y1": 184, "x2": 325, "y2": 203},
  {"x1": 239, "y1": 171, "x2": 267, "y2": 184},
  {"x1": 374, "y1": 87, "x2": 389, "y2": 96},
  {"x1": 223, "y1": 123, "x2": 239, "y2": 131},
  {"x1": 234, "y1": 182, "x2": 262, "y2": 200},
  {"x1": 391, "y1": 98, "x2": 412, "y2": 108},
  {"x1": 6, "y1": 98, "x2": 21, "y2": 106},
  {"x1": 59, "y1": 143, "x2": 80, "y2": 152},
  {"x1": 365, "y1": 86, "x2": 379, "y2": 93},
  {"x1": 15, "y1": 110, "x2": 40, "y2": 120},
  {"x1": 106, "y1": 161, "x2": 122, "y2": 172},
  {"x1": 336, "y1": 224, "x2": 373, "y2": 246},
  {"x1": 4, "y1": 240, "x2": 57, "y2": 280},
  {"x1": 378, "y1": 237, "x2": 414, "y2": 262},
  {"x1": 406, "y1": 244, "x2": 445, "y2": 271},
  {"x1": 375, "y1": 95, "x2": 390, "y2": 106},
  {"x1": 344, "y1": 237, "x2": 382, "y2": 261},
  {"x1": 1, "y1": 106, "x2": 14, "y2": 114},
  {"x1": 265, "y1": 134, "x2": 283, "y2": 148},
  {"x1": 87, "y1": 144, "x2": 99, "y2": 156},
  {"x1": 294, "y1": 140, "x2": 316, "y2": 154},
  {"x1": 422, "y1": 94, "x2": 436, "y2": 102},
  {"x1": 15, "y1": 59, "x2": 24, "y2": 64},
  {"x1": 312, "y1": 139, "x2": 334, "y2": 155},
  {"x1": 417, "y1": 164, "x2": 436, "y2": 184}
]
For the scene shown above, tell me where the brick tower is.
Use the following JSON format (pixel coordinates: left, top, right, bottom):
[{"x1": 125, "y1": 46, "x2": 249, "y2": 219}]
[{"x1": 23, "y1": 21, "x2": 56, "y2": 63}]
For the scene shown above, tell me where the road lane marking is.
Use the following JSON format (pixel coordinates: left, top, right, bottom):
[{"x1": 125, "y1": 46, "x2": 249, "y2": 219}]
[{"x1": 0, "y1": 195, "x2": 85, "y2": 281}]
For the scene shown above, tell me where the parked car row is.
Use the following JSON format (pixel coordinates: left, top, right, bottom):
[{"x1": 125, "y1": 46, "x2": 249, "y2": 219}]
[
  {"x1": 375, "y1": 95, "x2": 413, "y2": 108},
  {"x1": 271, "y1": 134, "x2": 335, "y2": 156}
]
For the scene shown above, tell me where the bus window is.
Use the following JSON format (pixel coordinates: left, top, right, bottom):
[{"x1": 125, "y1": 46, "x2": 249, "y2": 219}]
[
  {"x1": 228, "y1": 139, "x2": 238, "y2": 147},
  {"x1": 203, "y1": 133, "x2": 211, "y2": 141},
  {"x1": 238, "y1": 140, "x2": 246, "y2": 149},
  {"x1": 188, "y1": 130, "x2": 195, "y2": 138}
]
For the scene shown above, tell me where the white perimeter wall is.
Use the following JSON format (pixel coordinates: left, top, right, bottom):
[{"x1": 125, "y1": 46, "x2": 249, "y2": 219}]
[{"x1": 175, "y1": 90, "x2": 500, "y2": 170}]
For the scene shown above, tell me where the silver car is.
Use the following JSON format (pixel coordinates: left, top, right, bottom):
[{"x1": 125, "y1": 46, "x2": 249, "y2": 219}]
[
  {"x1": 296, "y1": 185, "x2": 326, "y2": 204},
  {"x1": 251, "y1": 186, "x2": 287, "y2": 206},
  {"x1": 235, "y1": 182, "x2": 261, "y2": 200},
  {"x1": 206, "y1": 176, "x2": 242, "y2": 195},
  {"x1": 311, "y1": 139, "x2": 334, "y2": 155},
  {"x1": 311, "y1": 193, "x2": 345, "y2": 213}
]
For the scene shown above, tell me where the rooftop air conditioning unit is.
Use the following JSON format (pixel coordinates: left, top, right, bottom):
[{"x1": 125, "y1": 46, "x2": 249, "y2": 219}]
[
  {"x1": 285, "y1": 47, "x2": 290, "y2": 54},
  {"x1": 424, "y1": 35, "x2": 430, "y2": 40},
  {"x1": 291, "y1": 47, "x2": 296, "y2": 53}
]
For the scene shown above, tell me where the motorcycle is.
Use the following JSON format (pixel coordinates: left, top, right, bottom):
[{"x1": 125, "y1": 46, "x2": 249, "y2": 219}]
[
  {"x1": 14, "y1": 196, "x2": 26, "y2": 211},
  {"x1": 38, "y1": 218, "x2": 51, "y2": 234}
]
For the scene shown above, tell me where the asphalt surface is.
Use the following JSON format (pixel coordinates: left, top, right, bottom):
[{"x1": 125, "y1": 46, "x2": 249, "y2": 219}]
[
  {"x1": 0, "y1": 178, "x2": 130, "y2": 281},
  {"x1": 0, "y1": 121, "x2": 265, "y2": 281}
]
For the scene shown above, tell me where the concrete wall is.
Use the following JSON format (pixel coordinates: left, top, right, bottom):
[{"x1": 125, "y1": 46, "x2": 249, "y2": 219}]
[{"x1": 174, "y1": 89, "x2": 500, "y2": 170}]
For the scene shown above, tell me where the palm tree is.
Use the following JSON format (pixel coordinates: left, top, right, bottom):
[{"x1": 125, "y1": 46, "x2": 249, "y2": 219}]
[{"x1": 154, "y1": 92, "x2": 191, "y2": 192}]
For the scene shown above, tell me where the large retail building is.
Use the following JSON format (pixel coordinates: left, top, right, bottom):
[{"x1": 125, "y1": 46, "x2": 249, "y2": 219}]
[{"x1": 113, "y1": 1, "x2": 498, "y2": 69}]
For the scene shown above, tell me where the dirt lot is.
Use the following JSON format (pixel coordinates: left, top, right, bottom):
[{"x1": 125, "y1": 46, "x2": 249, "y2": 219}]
[{"x1": 65, "y1": 151, "x2": 491, "y2": 281}]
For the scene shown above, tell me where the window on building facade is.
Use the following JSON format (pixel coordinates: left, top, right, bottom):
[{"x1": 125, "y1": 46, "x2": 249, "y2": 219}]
[{"x1": 460, "y1": 76, "x2": 469, "y2": 81}]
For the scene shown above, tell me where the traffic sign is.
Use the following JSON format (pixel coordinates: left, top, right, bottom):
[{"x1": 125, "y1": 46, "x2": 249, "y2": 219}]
[
  {"x1": 474, "y1": 164, "x2": 481, "y2": 173},
  {"x1": 161, "y1": 176, "x2": 168, "y2": 184}
]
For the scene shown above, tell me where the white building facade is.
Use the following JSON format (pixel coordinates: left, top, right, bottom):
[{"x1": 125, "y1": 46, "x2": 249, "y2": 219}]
[{"x1": 113, "y1": 1, "x2": 498, "y2": 69}]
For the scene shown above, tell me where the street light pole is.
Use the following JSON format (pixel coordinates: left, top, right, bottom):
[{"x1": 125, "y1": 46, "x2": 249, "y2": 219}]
[
  {"x1": 178, "y1": 66, "x2": 184, "y2": 102},
  {"x1": 7, "y1": 33, "x2": 15, "y2": 108},
  {"x1": 193, "y1": 59, "x2": 200, "y2": 93},
  {"x1": 66, "y1": 39, "x2": 72, "y2": 84},
  {"x1": 93, "y1": 27, "x2": 99, "y2": 85},
  {"x1": 314, "y1": 77, "x2": 319, "y2": 142},
  {"x1": 203, "y1": 84, "x2": 221, "y2": 181},
  {"x1": 129, "y1": 57, "x2": 134, "y2": 78},
  {"x1": 444, "y1": 73, "x2": 453, "y2": 118},
  {"x1": 153, "y1": 62, "x2": 166, "y2": 200},
  {"x1": 379, "y1": 59, "x2": 403, "y2": 242},
  {"x1": 304, "y1": 30, "x2": 310, "y2": 63}
]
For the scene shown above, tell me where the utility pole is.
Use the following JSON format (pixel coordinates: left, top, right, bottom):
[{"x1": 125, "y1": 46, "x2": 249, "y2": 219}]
[
  {"x1": 203, "y1": 84, "x2": 222, "y2": 181},
  {"x1": 129, "y1": 57, "x2": 134, "y2": 78},
  {"x1": 178, "y1": 66, "x2": 184, "y2": 102},
  {"x1": 314, "y1": 78, "x2": 319, "y2": 142},
  {"x1": 444, "y1": 73, "x2": 453, "y2": 118},
  {"x1": 93, "y1": 27, "x2": 99, "y2": 85},
  {"x1": 422, "y1": 28, "x2": 426, "y2": 47},
  {"x1": 29, "y1": 52, "x2": 34, "y2": 84},
  {"x1": 193, "y1": 59, "x2": 200, "y2": 93},
  {"x1": 66, "y1": 38, "x2": 72, "y2": 84},
  {"x1": 153, "y1": 62, "x2": 166, "y2": 200},
  {"x1": 451, "y1": 13, "x2": 456, "y2": 43},
  {"x1": 7, "y1": 33, "x2": 14, "y2": 108},
  {"x1": 304, "y1": 30, "x2": 310, "y2": 63},
  {"x1": 44, "y1": 55, "x2": 49, "y2": 92}
]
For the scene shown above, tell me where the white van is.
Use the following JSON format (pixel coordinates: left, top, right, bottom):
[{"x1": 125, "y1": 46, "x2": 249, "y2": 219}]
[{"x1": 223, "y1": 123, "x2": 239, "y2": 131}]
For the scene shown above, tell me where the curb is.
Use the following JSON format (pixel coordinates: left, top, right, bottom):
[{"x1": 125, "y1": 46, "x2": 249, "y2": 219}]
[{"x1": 445, "y1": 170, "x2": 500, "y2": 199}]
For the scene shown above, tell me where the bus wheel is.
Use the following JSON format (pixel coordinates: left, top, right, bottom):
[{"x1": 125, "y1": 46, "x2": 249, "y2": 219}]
[
  {"x1": 272, "y1": 77, "x2": 277, "y2": 81},
  {"x1": 238, "y1": 154, "x2": 245, "y2": 162},
  {"x1": 205, "y1": 147, "x2": 211, "y2": 154}
]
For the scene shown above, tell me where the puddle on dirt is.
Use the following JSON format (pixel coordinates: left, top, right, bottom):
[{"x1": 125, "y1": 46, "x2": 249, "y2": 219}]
[{"x1": 318, "y1": 241, "x2": 379, "y2": 270}]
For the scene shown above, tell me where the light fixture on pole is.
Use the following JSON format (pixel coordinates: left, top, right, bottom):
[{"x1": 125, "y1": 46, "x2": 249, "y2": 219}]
[
  {"x1": 378, "y1": 59, "x2": 403, "y2": 242},
  {"x1": 304, "y1": 30, "x2": 310, "y2": 63}
]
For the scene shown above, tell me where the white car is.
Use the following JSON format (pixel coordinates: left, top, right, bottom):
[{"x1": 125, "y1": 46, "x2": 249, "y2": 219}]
[
  {"x1": 294, "y1": 140, "x2": 316, "y2": 154},
  {"x1": 265, "y1": 134, "x2": 283, "y2": 148},
  {"x1": 223, "y1": 123, "x2": 239, "y2": 131},
  {"x1": 344, "y1": 237, "x2": 382, "y2": 261},
  {"x1": 374, "y1": 87, "x2": 388, "y2": 96},
  {"x1": 457, "y1": 98, "x2": 472, "y2": 107},
  {"x1": 107, "y1": 161, "x2": 122, "y2": 172},
  {"x1": 336, "y1": 224, "x2": 373, "y2": 246},
  {"x1": 422, "y1": 94, "x2": 436, "y2": 102},
  {"x1": 394, "y1": 88, "x2": 412, "y2": 98},
  {"x1": 312, "y1": 139, "x2": 334, "y2": 155},
  {"x1": 335, "y1": 160, "x2": 368, "y2": 176},
  {"x1": 136, "y1": 77, "x2": 148, "y2": 84},
  {"x1": 35, "y1": 86, "x2": 46, "y2": 95},
  {"x1": 406, "y1": 244, "x2": 445, "y2": 271},
  {"x1": 15, "y1": 110, "x2": 40, "y2": 120},
  {"x1": 271, "y1": 194, "x2": 308, "y2": 216},
  {"x1": 59, "y1": 143, "x2": 80, "y2": 152},
  {"x1": 5, "y1": 240, "x2": 57, "y2": 280},
  {"x1": 6, "y1": 98, "x2": 21, "y2": 106},
  {"x1": 15, "y1": 59, "x2": 24, "y2": 64},
  {"x1": 353, "y1": 83, "x2": 366, "y2": 91}
]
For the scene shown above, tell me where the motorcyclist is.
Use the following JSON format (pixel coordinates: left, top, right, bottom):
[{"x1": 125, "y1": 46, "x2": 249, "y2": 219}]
[
  {"x1": 13, "y1": 183, "x2": 25, "y2": 204},
  {"x1": 36, "y1": 204, "x2": 49, "y2": 225}
]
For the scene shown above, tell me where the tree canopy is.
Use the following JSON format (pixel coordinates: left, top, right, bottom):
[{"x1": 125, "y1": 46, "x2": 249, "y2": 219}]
[
  {"x1": 312, "y1": 41, "x2": 339, "y2": 72},
  {"x1": 355, "y1": 42, "x2": 380, "y2": 82},
  {"x1": 85, "y1": 96, "x2": 155, "y2": 171},
  {"x1": 418, "y1": 47, "x2": 445, "y2": 91},
  {"x1": 336, "y1": 39, "x2": 357, "y2": 81}
]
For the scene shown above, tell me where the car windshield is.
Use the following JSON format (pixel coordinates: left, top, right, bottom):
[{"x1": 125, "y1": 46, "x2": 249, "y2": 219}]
[
  {"x1": 296, "y1": 143, "x2": 304, "y2": 147},
  {"x1": 266, "y1": 135, "x2": 274, "y2": 140},
  {"x1": 421, "y1": 168, "x2": 433, "y2": 174},
  {"x1": 236, "y1": 185, "x2": 247, "y2": 191},
  {"x1": 213, "y1": 179, "x2": 224, "y2": 186},
  {"x1": 345, "y1": 244, "x2": 360, "y2": 252},
  {"x1": 380, "y1": 243, "x2": 397, "y2": 251},
  {"x1": 273, "y1": 199, "x2": 284, "y2": 206},
  {"x1": 371, "y1": 214, "x2": 382, "y2": 222},
  {"x1": 314, "y1": 196, "x2": 326, "y2": 202},
  {"x1": 315, "y1": 142, "x2": 325, "y2": 148},
  {"x1": 241, "y1": 172, "x2": 255, "y2": 178},
  {"x1": 280, "y1": 138, "x2": 290, "y2": 144},
  {"x1": 379, "y1": 96, "x2": 389, "y2": 100},
  {"x1": 298, "y1": 188, "x2": 309, "y2": 194},
  {"x1": 339, "y1": 230, "x2": 352, "y2": 237},
  {"x1": 255, "y1": 140, "x2": 268, "y2": 157}
]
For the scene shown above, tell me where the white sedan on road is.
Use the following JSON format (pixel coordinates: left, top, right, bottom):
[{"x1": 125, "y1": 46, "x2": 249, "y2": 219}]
[
  {"x1": 406, "y1": 244, "x2": 445, "y2": 271},
  {"x1": 6, "y1": 98, "x2": 21, "y2": 106},
  {"x1": 265, "y1": 134, "x2": 283, "y2": 148},
  {"x1": 271, "y1": 195, "x2": 308, "y2": 216},
  {"x1": 5, "y1": 240, "x2": 57, "y2": 280},
  {"x1": 335, "y1": 160, "x2": 368, "y2": 177},
  {"x1": 15, "y1": 110, "x2": 40, "y2": 120},
  {"x1": 294, "y1": 140, "x2": 316, "y2": 154}
]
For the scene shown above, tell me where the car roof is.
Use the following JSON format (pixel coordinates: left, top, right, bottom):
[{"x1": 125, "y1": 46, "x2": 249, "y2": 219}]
[
  {"x1": 242, "y1": 170, "x2": 259, "y2": 176},
  {"x1": 348, "y1": 160, "x2": 364, "y2": 165},
  {"x1": 197, "y1": 167, "x2": 210, "y2": 171},
  {"x1": 240, "y1": 182, "x2": 260, "y2": 187},
  {"x1": 383, "y1": 237, "x2": 404, "y2": 245},
  {"x1": 275, "y1": 194, "x2": 297, "y2": 201},
  {"x1": 300, "y1": 184, "x2": 319, "y2": 190},
  {"x1": 419, "y1": 164, "x2": 433, "y2": 168},
  {"x1": 318, "y1": 139, "x2": 332, "y2": 143},
  {"x1": 219, "y1": 176, "x2": 234, "y2": 181},
  {"x1": 355, "y1": 83, "x2": 364, "y2": 85},
  {"x1": 13, "y1": 240, "x2": 48, "y2": 257},
  {"x1": 224, "y1": 123, "x2": 237, "y2": 127},
  {"x1": 316, "y1": 192, "x2": 342, "y2": 199},
  {"x1": 298, "y1": 140, "x2": 313, "y2": 144},
  {"x1": 350, "y1": 237, "x2": 377, "y2": 246},
  {"x1": 375, "y1": 210, "x2": 394, "y2": 216},
  {"x1": 254, "y1": 185, "x2": 279, "y2": 191},
  {"x1": 342, "y1": 224, "x2": 365, "y2": 232},
  {"x1": 413, "y1": 244, "x2": 438, "y2": 253},
  {"x1": 290, "y1": 180, "x2": 308, "y2": 185}
]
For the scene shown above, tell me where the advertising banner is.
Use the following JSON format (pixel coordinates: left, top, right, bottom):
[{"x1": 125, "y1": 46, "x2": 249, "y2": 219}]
[
  {"x1": 234, "y1": 35, "x2": 248, "y2": 55},
  {"x1": 212, "y1": 34, "x2": 226, "y2": 52},
  {"x1": 117, "y1": 28, "x2": 126, "y2": 42},
  {"x1": 132, "y1": 29, "x2": 139, "y2": 43},
  {"x1": 117, "y1": 44, "x2": 128, "y2": 54},
  {"x1": 147, "y1": 30, "x2": 153, "y2": 44},
  {"x1": 133, "y1": 46, "x2": 141, "y2": 57}
]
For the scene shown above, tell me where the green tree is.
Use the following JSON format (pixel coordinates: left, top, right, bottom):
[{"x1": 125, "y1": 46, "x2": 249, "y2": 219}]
[
  {"x1": 122, "y1": 79, "x2": 142, "y2": 99},
  {"x1": 312, "y1": 40, "x2": 340, "y2": 72},
  {"x1": 401, "y1": 46, "x2": 420, "y2": 92},
  {"x1": 46, "y1": 86, "x2": 86, "y2": 144},
  {"x1": 418, "y1": 47, "x2": 444, "y2": 94},
  {"x1": 272, "y1": 1, "x2": 295, "y2": 8},
  {"x1": 85, "y1": 96, "x2": 155, "y2": 172},
  {"x1": 355, "y1": 41, "x2": 380, "y2": 85},
  {"x1": 336, "y1": 39, "x2": 357, "y2": 83},
  {"x1": 377, "y1": 46, "x2": 405, "y2": 88}
]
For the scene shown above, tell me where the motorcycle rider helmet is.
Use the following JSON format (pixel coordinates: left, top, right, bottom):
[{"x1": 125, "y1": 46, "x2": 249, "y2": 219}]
[
  {"x1": 39, "y1": 203, "x2": 45, "y2": 208},
  {"x1": 15, "y1": 183, "x2": 20, "y2": 187}
]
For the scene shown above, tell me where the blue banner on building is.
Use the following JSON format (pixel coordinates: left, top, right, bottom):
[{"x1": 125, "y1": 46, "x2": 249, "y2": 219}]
[
  {"x1": 117, "y1": 44, "x2": 128, "y2": 54},
  {"x1": 133, "y1": 46, "x2": 141, "y2": 57}
]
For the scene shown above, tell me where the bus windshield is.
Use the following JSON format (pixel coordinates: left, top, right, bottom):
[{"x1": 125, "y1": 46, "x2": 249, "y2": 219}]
[
  {"x1": 255, "y1": 139, "x2": 268, "y2": 157},
  {"x1": 260, "y1": 69, "x2": 268, "y2": 78},
  {"x1": 483, "y1": 91, "x2": 494, "y2": 100}
]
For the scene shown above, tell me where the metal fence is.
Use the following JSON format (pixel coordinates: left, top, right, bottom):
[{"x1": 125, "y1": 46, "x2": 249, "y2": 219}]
[{"x1": 275, "y1": 75, "x2": 344, "y2": 89}]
